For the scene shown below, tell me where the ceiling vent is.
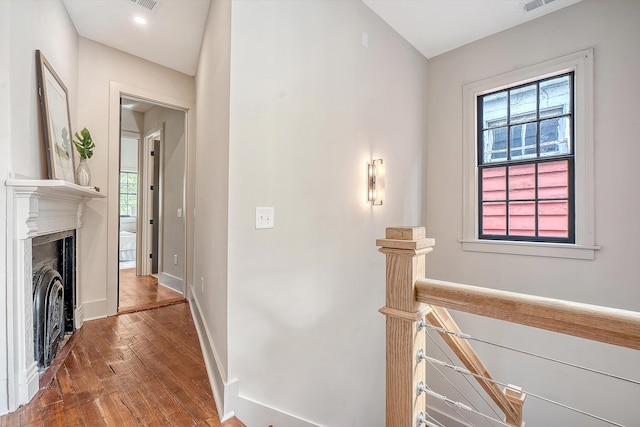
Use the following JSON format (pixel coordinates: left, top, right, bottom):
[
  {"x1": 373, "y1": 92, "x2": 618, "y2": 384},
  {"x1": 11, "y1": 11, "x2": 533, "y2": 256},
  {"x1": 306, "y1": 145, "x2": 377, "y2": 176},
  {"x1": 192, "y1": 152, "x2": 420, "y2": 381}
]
[
  {"x1": 522, "y1": 0, "x2": 544, "y2": 12},
  {"x1": 129, "y1": 0, "x2": 161, "y2": 12},
  {"x1": 522, "y1": 0, "x2": 556, "y2": 12}
]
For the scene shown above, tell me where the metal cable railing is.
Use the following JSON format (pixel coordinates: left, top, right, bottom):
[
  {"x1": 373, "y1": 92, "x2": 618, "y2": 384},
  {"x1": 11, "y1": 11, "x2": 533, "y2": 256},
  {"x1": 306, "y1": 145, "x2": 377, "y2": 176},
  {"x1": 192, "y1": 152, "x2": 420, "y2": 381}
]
[{"x1": 377, "y1": 226, "x2": 640, "y2": 427}]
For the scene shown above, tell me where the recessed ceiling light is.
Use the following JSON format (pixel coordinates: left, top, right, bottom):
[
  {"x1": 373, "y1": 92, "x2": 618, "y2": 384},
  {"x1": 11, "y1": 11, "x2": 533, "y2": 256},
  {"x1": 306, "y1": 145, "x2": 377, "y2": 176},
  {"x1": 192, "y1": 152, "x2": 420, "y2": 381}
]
[{"x1": 134, "y1": 16, "x2": 147, "y2": 25}]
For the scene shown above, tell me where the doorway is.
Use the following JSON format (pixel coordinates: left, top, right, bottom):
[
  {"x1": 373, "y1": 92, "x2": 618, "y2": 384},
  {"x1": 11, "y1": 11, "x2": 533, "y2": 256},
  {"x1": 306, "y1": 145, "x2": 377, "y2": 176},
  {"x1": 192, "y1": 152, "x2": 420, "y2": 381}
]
[{"x1": 118, "y1": 96, "x2": 186, "y2": 312}]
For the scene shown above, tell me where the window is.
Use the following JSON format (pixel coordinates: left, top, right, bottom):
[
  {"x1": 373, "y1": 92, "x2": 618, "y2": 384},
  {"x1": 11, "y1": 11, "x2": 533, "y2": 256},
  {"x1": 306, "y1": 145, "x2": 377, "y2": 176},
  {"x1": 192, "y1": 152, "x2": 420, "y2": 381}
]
[
  {"x1": 120, "y1": 171, "x2": 138, "y2": 217},
  {"x1": 478, "y1": 73, "x2": 574, "y2": 243},
  {"x1": 462, "y1": 49, "x2": 597, "y2": 259}
]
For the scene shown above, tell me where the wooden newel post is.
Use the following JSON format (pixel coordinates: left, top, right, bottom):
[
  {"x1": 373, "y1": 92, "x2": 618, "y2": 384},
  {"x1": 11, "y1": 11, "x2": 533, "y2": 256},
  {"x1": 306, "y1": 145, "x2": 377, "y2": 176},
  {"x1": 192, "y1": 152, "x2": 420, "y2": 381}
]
[{"x1": 377, "y1": 227, "x2": 435, "y2": 427}]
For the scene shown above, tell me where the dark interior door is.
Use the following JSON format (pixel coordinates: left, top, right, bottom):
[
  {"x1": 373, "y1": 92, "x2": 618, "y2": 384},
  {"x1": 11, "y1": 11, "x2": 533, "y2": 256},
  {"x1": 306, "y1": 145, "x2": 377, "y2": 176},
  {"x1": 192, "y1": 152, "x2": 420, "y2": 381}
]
[{"x1": 152, "y1": 139, "x2": 160, "y2": 274}]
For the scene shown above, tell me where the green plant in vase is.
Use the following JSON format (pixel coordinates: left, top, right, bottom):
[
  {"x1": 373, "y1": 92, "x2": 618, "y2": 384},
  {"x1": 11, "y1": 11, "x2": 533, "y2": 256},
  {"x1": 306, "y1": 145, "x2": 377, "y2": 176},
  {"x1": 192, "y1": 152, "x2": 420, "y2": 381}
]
[{"x1": 73, "y1": 127, "x2": 95, "y2": 186}]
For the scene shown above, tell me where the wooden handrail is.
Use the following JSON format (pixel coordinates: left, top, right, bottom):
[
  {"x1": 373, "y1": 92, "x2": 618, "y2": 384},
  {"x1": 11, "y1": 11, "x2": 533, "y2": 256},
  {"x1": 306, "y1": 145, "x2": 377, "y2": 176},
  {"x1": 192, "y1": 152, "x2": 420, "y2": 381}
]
[{"x1": 416, "y1": 278, "x2": 640, "y2": 351}]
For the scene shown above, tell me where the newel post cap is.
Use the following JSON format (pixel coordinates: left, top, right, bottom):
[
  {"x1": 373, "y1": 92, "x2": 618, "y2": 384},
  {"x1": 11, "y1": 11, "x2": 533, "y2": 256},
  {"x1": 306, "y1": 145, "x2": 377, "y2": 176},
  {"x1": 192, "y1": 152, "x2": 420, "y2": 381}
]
[{"x1": 376, "y1": 226, "x2": 435, "y2": 252}]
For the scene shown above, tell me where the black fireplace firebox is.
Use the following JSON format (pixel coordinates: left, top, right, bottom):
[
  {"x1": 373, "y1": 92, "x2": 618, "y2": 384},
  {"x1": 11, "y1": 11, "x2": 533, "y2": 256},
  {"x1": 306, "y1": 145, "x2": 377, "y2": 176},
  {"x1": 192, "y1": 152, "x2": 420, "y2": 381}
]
[{"x1": 32, "y1": 230, "x2": 76, "y2": 369}]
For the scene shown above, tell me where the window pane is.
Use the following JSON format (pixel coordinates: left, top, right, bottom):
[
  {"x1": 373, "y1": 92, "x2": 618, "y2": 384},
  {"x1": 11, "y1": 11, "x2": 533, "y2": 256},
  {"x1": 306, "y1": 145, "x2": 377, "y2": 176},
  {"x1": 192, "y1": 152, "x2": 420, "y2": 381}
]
[
  {"x1": 508, "y1": 164, "x2": 535, "y2": 200},
  {"x1": 540, "y1": 117, "x2": 571, "y2": 156},
  {"x1": 508, "y1": 201, "x2": 535, "y2": 236},
  {"x1": 482, "y1": 91, "x2": 507, "y2": 128},
  {"x1": 482, "y1": 202, "x2": 506, "y2": 235},
  {"x1": 538, "y1": 160, "x2": 569, "y2": 199},
  {"x1": 538, "y1": 200, "x2": 569, "y2": 238},
  {"x1": 510, "y1": 84, "x2": 537, "y2": 124},
  {"x1": 483, "y1": 128, "x2": 507, "y2": 163},
  {"x1": 510, "y1": 123, "x2": 537, "y2": 160},
  {"x1": 481, "y1": 167, "x2": 506, "y2": 201},
  {"x1": 540, "y1": 76, "x2": 571, "y2": 118}
]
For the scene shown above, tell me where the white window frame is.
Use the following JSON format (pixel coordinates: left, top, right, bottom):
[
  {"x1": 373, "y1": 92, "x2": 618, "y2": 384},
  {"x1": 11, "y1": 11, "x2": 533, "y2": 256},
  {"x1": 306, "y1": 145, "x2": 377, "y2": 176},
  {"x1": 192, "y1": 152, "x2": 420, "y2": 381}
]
[{"x1": 461, "y1": 48, "x2": 599, "y2": 260}]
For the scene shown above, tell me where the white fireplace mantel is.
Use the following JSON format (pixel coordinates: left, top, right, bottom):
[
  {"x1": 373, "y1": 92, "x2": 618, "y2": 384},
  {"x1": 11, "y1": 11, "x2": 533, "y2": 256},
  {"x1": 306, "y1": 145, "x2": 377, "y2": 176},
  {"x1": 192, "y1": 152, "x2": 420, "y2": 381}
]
[{"x1": 4, "y1": 178, "x2": 105, "y2": 412}]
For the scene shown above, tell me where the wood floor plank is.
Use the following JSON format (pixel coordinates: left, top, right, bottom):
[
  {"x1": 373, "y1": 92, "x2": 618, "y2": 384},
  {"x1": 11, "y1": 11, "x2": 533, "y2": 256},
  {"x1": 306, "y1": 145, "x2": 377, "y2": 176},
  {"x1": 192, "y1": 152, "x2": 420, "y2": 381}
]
[
  {"x1": 0, "y1": 410, "x2": 20, "y2": 427},
  {"x1": 19, "y1": 403, "x2": 44, "y2": 427},
  {"x1": 95, "y1": 393, "x2": 139, "y2": 425},
  {"x1": 120, "y1": 388, "x2": 172, "y2": 427},
  {"x1": 77, "y1": 400, "x2": 107, "y2": 427},
  {"x1": 40, "y1": 401, "x2": 66, "y2": 426},
  {"x1": 119, "y1": 268, "x2": 185, "y2": 313},
  {"x1": 38, "y1": 381, "x2": 63, "y2": 408},
  {"x1": 60, "y1": 401, "x2": 85, "y2": 427},
  {"x1": 0, "y1": 302, "x2": 245, "y2": 427}
]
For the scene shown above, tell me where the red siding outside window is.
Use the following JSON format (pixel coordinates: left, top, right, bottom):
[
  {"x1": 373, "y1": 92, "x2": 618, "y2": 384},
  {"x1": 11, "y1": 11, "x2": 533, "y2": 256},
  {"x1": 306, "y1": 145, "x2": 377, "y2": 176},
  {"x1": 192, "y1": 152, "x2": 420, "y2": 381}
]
[{"x1": 481, "y1": 160, "x2": 569, "y2": 238}]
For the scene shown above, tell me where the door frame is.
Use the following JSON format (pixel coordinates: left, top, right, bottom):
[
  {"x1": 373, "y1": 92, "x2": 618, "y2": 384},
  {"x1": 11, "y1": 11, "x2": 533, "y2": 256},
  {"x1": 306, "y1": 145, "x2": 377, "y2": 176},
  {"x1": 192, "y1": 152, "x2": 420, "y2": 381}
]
[{"x1": 108, "y1": 82, "x2": 195, "y2": 316}]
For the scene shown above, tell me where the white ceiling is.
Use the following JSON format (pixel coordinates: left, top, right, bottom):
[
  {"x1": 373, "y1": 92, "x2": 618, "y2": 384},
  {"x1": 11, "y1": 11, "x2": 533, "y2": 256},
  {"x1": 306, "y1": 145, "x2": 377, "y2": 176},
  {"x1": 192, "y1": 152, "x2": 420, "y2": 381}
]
[
  {"x1": 362, "y1": 0, "x2": 583, "y2": 59},
  {"x1": 63, "y1": 0, "x2": 211, "y2": 76},
  {"x1": 63, "y1": 0, "x2": 582, "y2": 76}
]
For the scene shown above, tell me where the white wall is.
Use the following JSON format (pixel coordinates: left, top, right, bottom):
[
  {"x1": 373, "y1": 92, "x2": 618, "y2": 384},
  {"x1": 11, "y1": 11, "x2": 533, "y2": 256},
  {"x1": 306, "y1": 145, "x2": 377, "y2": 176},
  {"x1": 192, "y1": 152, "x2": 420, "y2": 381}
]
[
  {"x1": 121, "y1": 109, "x2": 143, "y2": 136},
  {"x1": 144, "y1": 106, "x2": 186, "y2": 290},
  {"x1": 1, "y1": 0, "x2": 79, "y2": 413},
  {"x1": 0, "y1": 0, "x2": 9, "y2": 414},
  {"x1": 424, "y1": 0, "x2": 640, "y2": 425},
  {"x1": 76, "y1": 38, "x2": 195, "y2": 318},
  {"x1": 225, "y1": 1, "x2": 426, "y2": 425},
  {"x1": 193, "y1": 0, "x2": 232, "y2": 413},
  {"x1": 8, "y1": 0, "x2": 79, "y2": 180}
]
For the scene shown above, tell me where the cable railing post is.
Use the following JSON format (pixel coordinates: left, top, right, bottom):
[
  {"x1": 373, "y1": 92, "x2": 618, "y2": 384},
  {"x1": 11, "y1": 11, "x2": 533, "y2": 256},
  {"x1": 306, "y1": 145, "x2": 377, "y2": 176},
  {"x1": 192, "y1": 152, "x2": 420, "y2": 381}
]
[
  {"x1": 504, "y1": 385, "x2": 526, "y2": 427},
  {"x1": 377, "y1": 227, "x2": 435, "y2": 427}
]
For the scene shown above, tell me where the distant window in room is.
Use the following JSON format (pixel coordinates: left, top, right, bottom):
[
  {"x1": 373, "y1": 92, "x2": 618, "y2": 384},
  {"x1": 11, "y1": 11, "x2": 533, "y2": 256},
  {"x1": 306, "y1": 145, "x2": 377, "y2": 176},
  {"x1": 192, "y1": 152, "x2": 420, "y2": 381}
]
[
  {"x1": 478, "y1": 73, "x2": 574, "y2": 243},
  {"x1": 120, "y1": 171, "x2": 138, "y2": 217}
]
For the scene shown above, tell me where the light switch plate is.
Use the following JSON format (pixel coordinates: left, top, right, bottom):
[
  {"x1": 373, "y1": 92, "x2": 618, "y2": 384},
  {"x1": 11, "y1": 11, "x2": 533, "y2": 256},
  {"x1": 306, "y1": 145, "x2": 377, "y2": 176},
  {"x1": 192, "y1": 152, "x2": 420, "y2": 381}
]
[{"x1": 256, "y1": 207, "x2": 274, "y2": 229}]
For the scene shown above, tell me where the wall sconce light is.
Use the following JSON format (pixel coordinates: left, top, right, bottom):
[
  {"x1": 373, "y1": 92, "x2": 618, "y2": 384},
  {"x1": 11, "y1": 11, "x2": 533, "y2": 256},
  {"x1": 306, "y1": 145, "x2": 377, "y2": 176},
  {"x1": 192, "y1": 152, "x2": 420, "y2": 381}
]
[{"x1": 368, "y1": 159, "x2": 385, "y2": 205}]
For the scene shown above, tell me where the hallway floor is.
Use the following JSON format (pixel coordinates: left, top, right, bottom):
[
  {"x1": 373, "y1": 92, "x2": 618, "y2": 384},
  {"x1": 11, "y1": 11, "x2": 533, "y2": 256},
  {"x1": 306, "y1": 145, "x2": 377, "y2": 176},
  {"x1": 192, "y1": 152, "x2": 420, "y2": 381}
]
[
  {"x1": 0, "y1": 302, "x2": 244, "y2": 427},
  {"x1": 118, "y1": 268, "x2": 185, "y2": 314}
]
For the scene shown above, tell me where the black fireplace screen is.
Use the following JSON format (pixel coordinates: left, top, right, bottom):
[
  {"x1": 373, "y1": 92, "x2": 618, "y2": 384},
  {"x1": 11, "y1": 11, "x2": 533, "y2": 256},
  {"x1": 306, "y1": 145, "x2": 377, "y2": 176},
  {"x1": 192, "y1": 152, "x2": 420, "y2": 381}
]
[{"x1": 32, "y1": 230, "x2": 76, "y2": 369}]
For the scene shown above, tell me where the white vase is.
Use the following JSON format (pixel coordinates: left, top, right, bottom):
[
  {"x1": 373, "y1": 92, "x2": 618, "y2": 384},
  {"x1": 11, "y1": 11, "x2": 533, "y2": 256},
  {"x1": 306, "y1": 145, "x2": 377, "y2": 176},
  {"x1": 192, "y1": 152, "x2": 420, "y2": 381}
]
[{"x1": 76, "y1": 158, "x2": 91, "y2": 186}]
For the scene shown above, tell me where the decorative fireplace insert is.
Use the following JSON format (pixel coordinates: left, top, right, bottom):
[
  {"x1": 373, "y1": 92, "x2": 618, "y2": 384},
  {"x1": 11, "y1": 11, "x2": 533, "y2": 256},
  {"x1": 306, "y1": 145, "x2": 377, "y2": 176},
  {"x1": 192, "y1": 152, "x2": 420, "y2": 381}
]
[{"x1": 31, "y1": 230, "x2": 76, "y2": 369}]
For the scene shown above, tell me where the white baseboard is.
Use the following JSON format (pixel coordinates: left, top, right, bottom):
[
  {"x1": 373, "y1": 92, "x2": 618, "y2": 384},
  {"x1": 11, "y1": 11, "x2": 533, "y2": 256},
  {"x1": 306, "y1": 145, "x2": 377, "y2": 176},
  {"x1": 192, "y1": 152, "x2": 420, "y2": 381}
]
[
  {"x1": 82, "y1": 298, "x2": 107, "y2": 320},
  {"x1": 21, "y1": 361, "x2": 39, "y2": 407},
  {"x1": 158, "y1": 272, "x2": 183, "y2": 293},
  {"x1": 0, "y1": 378, "x2": 8, "y2": 415},
  {"x1": 228, "y1": 390, "x2": 321, "y2": 427},
  {"x1": 190, "y1": 296, "x2": 229, "y2": 418},
  {"x1": 74, "y1": 304, "x2": 85, "y2": 328},
  {"x1": 189, "y1": 296, "x2": 320, "y2": 427}
]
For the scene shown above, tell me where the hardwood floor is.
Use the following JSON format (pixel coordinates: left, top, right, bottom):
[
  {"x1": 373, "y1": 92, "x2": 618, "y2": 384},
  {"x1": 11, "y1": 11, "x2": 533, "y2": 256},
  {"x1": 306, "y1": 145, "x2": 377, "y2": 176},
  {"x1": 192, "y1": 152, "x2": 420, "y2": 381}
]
[
  {"x1": 0, "y1": 302, "x2": 244, "y2": 427},
  {"x1": 119, "y1": 268, "x2": 185, "y2": 314}
]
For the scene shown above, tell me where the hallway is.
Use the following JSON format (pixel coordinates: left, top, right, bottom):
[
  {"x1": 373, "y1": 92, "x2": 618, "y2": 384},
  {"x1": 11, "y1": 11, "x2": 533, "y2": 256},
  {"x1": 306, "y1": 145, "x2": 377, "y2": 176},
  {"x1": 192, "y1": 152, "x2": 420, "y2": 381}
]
[{"x1": 0, "y1": 303, "x2": 244, "y2": 426}]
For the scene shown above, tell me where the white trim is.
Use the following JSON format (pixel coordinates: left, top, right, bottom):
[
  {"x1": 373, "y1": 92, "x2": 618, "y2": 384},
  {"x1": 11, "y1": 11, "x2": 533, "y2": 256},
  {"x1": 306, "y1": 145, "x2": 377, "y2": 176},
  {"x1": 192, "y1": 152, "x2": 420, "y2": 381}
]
[
  {"x1": 108, "y1": 81, "x2": 195, "y2": 316},
  {"x1": 74, "y1": 304, "x2": 85, "y2": 329},
  {"x1": 82, "y1": 299, "x2": 108, "y2": 321},
  {"x1": 0, "y1": 378, "x2": 7, "y2": 415},
  {"x1": 189, "y1": 296, "x2": 229, "y2": 419},
  {"x1": 227, "y1": 391, "x2": 321, "y2": 427},
  {"x1": 158, "y1": 272, "x2": 183, "y2": 293},
  {"x1": 462, "y1": 48, "x2": 596, "y2": 259}
]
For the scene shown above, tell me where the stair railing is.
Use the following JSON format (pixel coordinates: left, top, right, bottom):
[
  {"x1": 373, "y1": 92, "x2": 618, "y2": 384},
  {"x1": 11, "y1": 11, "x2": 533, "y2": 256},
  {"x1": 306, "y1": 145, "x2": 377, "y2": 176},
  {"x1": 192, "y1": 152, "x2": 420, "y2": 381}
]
[{"x1": 377, "y1": 226, "x2": 640, "y2": 427}]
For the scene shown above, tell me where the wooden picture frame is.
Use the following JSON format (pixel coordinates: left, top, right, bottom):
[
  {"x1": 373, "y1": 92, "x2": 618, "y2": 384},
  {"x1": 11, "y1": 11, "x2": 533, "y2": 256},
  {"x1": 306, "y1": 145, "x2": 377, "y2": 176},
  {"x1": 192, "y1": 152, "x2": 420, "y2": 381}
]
[{"x1": 35, "y1": 50, "x2": 76, "y2": 183}]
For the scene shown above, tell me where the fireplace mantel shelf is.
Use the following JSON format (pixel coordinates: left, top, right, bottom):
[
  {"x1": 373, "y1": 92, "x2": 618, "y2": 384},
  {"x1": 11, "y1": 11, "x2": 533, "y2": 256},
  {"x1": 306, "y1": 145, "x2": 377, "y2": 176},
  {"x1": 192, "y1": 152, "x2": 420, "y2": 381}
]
[{"x1": 6, "y1": 179, "x2": 106, "y2": 199}]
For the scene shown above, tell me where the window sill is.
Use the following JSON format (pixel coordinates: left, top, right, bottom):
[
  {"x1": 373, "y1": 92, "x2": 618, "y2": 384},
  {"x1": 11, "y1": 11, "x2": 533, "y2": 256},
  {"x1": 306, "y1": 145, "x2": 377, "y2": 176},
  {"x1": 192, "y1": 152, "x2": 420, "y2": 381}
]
[{"x1": 460, "y1": 239, "x2": 600, "y2": 260}]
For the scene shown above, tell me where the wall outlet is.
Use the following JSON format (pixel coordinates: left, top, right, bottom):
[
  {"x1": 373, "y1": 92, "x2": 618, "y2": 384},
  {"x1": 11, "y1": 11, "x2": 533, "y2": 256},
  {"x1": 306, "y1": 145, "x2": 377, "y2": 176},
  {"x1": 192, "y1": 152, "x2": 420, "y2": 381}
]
[
  {"x1": 173, "y1": 254, "x2": 178, "y2": 265},
  {"x1": 256, "y1": 207, "x2": 275, "y2": 229},
  {"x1": 177, "y1": 208, "x2": 183, "y2": 218}
]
